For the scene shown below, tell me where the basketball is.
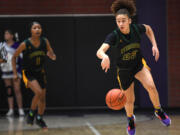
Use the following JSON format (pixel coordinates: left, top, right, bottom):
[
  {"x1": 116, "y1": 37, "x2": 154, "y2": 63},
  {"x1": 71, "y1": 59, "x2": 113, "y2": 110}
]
[{"x1": 106, "y1": 89, "x2": 126, "y2": 110}]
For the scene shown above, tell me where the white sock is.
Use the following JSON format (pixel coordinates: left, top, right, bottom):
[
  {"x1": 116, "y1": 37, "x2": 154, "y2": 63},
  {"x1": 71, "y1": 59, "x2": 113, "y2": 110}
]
[
  {"x1": 19, "y1": 108, "x2": 23, "y2": 111},
  {"x1": 19, "y1": 108, "x2": 25, "y2": 115},
  {"x1": 6, "y1": 109, "x2": 14, "y2": 116},
  {"x1": 9, "y1": 109, "x2": 13, "y2": 113}
]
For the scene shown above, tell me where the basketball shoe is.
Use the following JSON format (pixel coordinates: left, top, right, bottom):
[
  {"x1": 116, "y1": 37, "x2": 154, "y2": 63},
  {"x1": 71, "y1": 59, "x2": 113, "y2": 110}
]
[
  {"x1": 27, "y1": 110, "x2": 35, "y2": 125},
  {"x1": 127, "y1": 115, "x2": 136, "y2": 135},
  {"x1": 36, "y1": 115, "x2": 48, "y2": 129},
  {"x1": 155, "y1": 108, "x2": 171, "y2": 126}
]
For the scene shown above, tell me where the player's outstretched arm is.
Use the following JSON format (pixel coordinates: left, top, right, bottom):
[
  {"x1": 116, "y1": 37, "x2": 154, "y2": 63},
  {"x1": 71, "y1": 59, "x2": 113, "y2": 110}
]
[
  {"x1": 96, "y1": 43, "x2": 110, "y2": 73},
  {"x1": 144, "y1": 24, "x2": 160, "y2": 62},
  {"x1": 46, "y1": 39, "x2": 56, "y2": 61},
  {"x1": 12, "y1": 42, "x2": 26, "y2": 79}
]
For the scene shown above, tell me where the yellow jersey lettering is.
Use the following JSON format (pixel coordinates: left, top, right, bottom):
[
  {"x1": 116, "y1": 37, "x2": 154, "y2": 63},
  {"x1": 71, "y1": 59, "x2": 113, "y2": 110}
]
[{"x1": 121, "y1": 43, "x2": 140, "y2": 54}]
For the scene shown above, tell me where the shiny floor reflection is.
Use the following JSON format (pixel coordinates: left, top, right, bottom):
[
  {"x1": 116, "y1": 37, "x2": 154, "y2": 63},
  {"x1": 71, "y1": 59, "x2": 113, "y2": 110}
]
[{"x1": 0, "y1": 113, "x2": 179, "y2": 135}]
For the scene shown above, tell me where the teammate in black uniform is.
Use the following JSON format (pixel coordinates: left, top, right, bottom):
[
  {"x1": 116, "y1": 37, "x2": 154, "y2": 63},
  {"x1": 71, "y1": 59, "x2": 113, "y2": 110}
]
[
  {"x1": 12, "y1": 22, "x2": 56, "y2": 129},
  {"x1": 96, "y1": 0, "x2": 171, "y2": 135}
]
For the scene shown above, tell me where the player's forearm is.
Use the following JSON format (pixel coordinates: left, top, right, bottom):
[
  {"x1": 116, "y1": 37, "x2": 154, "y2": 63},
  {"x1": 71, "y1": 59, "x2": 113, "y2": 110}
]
[
  {"x1": 96, "y1": 50, "x2": 108, "y2": 60},
  {"x1": 50, "y1": 52, "x2": 56, "y2": 59},
  {"x1": 47, "y1": 51, "x2": 56, "y2": 60},
  {"x1": 145, "y1": 25, "x2": 158, "y2": 48},
  {"x1": 97, "y1": 43, "x2": 110, "y2": 59}
]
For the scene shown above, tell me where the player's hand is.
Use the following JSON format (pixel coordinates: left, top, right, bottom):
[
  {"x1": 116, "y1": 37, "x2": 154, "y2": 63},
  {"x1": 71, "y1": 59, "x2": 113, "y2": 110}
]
[
  {"x1": 13, "y1": 74, "x2": 18, "y2": 80},
  {"x1": 51, "y1": 54, "x2": 56, "y2": 61},
  {"x1": 101, "y1": 55, "x2": 110, "y2": 73},
  {"x1": 47, "y1": 51, "x2": 56, "y2": 61},
  {"x1": 152, "y1": 46, "x2": 159, "y2": 62}
]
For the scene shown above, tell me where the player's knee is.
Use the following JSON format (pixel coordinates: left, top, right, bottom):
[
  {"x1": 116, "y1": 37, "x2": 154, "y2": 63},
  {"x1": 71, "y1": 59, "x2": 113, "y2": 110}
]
[
  {"x1": 40, "y1": 96, "x2": 46, "y2": 103},
  {"x1": 14, "y1": 88, "x2": 21, "y2": 95},
  {"x1": 6, "y1": 86, "x2": 13, "y2": 98},
  {"x1": 35, "y1": 90, "x2": 42, "y2": 97},
  {"x1": 40, "y1": 98, "x2": 46, "y2": 103},
  {"x1": 147, "y1": 83, "x2": 156, "y2": 92}
]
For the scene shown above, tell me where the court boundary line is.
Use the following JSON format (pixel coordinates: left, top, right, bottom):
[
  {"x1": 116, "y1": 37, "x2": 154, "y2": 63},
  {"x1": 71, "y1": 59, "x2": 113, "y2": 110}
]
[{"x1": 86, "y1": 122, "x2": 101, "y2": 135}]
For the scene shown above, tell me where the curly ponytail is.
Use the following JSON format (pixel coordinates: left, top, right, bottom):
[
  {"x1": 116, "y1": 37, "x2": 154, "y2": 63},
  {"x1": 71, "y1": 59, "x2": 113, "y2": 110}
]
[{"x1": 111, "y1": 0, "x2": 136, "y2": 17}]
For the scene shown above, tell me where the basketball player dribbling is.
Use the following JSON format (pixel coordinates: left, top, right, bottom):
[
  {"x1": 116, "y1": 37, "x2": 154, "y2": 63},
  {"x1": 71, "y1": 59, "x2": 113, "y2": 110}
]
[{"x1": 96, "y1": 0, "x2": 171, "y2": 134}]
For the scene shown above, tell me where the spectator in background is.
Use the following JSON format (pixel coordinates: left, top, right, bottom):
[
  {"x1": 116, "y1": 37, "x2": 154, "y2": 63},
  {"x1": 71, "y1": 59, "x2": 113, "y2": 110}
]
[{"x1": 0, "y1": 30, "x2": 25, "y2": 116}]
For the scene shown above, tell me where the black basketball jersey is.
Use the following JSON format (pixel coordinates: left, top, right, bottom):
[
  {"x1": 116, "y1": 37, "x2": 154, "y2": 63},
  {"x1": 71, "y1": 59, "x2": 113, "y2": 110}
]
[
  {"x1": 104, "y1": 24, "x2": 146, "y2": 68},
  {"x1": 22, "y1": 37, "x2": 47, "y2": 72}
]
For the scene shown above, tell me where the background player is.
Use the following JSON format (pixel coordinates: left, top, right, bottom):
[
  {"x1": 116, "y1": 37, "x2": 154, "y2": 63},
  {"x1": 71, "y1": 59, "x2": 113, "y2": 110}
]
[{"x1": 12, "y1": 22, "x2": 56, "y2": 129}]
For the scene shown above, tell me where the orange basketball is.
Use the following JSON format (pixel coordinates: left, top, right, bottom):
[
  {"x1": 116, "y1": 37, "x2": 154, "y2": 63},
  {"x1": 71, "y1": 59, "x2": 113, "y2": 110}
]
[{"x1": 106, "y1": 89, "x2": 126, "y2": 110}]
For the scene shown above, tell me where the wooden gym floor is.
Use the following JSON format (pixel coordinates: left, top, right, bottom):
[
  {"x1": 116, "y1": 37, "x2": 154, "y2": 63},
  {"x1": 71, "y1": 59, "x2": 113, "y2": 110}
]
[{"x1": 0, "y1": 111, "x2": 179, "y2": 135}]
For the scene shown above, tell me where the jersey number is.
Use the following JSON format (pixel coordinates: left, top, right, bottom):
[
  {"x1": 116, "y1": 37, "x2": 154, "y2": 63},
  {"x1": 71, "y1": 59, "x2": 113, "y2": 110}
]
[{"x1": 36, "y1": 57, "x2": 41, "y2": 65}]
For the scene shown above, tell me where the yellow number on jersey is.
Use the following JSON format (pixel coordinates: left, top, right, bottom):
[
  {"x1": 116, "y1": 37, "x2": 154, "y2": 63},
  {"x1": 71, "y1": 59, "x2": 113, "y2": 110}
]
[{"x1": 36, "y1": 57, "x2": 41, "y2": 65}]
